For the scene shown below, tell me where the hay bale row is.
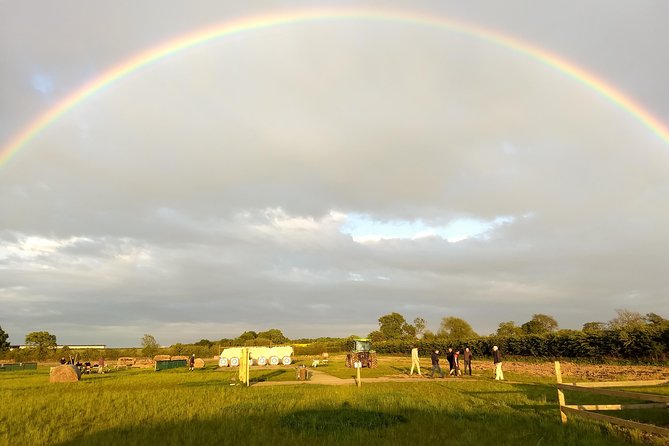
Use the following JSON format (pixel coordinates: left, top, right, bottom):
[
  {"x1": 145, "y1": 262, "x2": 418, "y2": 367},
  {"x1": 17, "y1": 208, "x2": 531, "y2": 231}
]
[
  {"x1": 117, "y1": 357, "x2": 136, "y2": 367},
  {"x1": 153, "y1": 354, "x2": 171, "y2": 361},
  {"x1": 49, "y1": 365, "x2": 81, "y2": 383},
  {"x1": 171, "y1": 355, "x2": 189, "y2": 361},
  {"x1": 133, "y1": 358, "x2": 154, "y2": 368}
]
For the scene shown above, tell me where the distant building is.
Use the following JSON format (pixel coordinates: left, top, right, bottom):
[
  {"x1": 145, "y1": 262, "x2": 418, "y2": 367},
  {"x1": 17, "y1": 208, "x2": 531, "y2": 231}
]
[{"x1": 9, "y1": 344, "x2": 106, "y2": 350}]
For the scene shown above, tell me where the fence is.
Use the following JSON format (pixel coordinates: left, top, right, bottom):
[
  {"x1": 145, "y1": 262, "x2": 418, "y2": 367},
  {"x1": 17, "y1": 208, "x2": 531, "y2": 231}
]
[
  {"x1": 0, "y1": 363, "x2": 37, "y2": 372},
  {"x1": 155, "y1": 359, "x2": 187, "y2": 371},
  {"x1": 554, "y1": 361, "x2": 669, "y2": 437}
]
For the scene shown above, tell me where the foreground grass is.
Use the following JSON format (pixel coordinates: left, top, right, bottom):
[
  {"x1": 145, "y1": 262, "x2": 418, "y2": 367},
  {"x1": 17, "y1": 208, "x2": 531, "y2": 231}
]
[{"x1": 0, "y1": 366, "x2": 666, "y2": 445}]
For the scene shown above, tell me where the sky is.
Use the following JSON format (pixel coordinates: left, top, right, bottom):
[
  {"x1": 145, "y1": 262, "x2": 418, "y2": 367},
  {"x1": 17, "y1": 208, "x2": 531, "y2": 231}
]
[{"x1": 1, "y1": 0, "x2": 668, "y2": 347}]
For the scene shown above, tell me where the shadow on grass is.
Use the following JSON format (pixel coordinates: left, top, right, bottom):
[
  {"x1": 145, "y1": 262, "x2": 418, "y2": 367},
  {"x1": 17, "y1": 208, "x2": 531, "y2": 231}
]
[
  {"x1": 250, "y1": 370, "x2": 287, "y2": 382},
  {"x1": 280, "y1": 407, "x2": 408, "y2": 431},
  {"x1": 51, "y1": 404, "x2": 648, "y2": 446},
  {"x1": 53, "y1": 408, "x2": 410, "y2": 446},
  {"x1": 508, "y1": 404, "x2": 558, "y2": 412}
]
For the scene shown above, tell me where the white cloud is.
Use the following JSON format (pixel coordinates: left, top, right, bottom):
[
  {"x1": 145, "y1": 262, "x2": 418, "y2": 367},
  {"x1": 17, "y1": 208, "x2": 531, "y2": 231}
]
[{"x1": 340, "y1": 213, "x2": 516, "y2": 243}]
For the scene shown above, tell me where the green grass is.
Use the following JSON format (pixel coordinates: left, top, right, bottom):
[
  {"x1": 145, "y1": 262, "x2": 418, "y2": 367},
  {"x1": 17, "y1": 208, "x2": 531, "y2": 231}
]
[{"x1": 0, "y1": 366, "x2": 667, "y2": 445}]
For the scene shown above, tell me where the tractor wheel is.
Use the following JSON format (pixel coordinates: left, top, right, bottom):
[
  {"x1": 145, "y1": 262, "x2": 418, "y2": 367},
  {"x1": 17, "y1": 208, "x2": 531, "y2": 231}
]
[
  {"x1": 230, "y1": 357, "x2": 240, "y2": 367},
  {"x1": 345, "y1": 353, "x2": 353, "y2": 368},
  {"x1": 282, "y1": 356, "x2": 292, "y2": 366},
  {"x1": 369, "y1": 353, "x2": 378, "y2": 368},
  {"x1": 269, "y1": 356, "x2": 280, "y2": 366},
  {"x1": 219, "y1": 357, "x2": 229, "y2": 367},
  {"x1": 257, "y1": 356, "x2": 267, "y2": 366}
]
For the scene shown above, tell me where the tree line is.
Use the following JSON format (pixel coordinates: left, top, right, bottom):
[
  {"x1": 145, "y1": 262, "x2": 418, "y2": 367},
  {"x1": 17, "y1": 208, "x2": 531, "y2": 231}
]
[
  {"x1": 365, "y1": 309, "x2": 669, "y2": 361},
  {"x1": 1, "y1": 309, "x2": 667, "y2": 362}
]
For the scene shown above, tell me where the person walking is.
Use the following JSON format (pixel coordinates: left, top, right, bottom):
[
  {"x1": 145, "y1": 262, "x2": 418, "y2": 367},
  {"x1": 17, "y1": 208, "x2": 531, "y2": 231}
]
[
  {"x1": 453, "y1": 350, "x2": 462, "y2": 376},
  {"x1": 429, "y1": 349, "x2": 445, "y2": 378},
  {"x1": 493, "y1": 346, "x2": 504, "y2": 380},
  {"x1": 463, "y1": 347, "x2": 473, "y2": 376},
  {"x1": 189, "y1": 354, "x2": 196, "y2": 371},
  {"x1": 409, "y1": 346, "x2": 422, "y2": 376}
]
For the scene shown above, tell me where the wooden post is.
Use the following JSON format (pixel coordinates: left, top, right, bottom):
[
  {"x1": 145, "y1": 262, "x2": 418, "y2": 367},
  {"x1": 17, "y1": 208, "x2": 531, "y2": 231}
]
[
  {"x1": 356, "y1": 363, "x2": 361, "y2": 388},
  {"x1": 555, "y1": 361, "x2": 567, "y2": 424}
]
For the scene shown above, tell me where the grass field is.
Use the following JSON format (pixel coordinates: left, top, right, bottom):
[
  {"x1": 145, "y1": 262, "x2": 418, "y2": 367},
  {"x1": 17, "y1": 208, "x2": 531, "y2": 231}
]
[{"x1": 1, "y1": 359, "x2": 668, "y2": 445}]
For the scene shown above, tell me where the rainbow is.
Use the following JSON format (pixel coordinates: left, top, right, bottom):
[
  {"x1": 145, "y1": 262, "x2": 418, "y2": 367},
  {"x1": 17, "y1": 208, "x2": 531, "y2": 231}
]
[{"x1": 2, "y1": 7, "x2": 669, "y2": 167}]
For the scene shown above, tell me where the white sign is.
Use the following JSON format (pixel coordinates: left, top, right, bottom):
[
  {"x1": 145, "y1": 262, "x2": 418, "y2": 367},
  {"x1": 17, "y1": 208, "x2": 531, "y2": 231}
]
[{"x1": 354, "y1": 361, "x2": 362, "y2": 369}]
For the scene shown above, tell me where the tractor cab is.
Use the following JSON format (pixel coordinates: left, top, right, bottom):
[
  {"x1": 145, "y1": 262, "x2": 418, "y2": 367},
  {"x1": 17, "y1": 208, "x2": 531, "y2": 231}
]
[
  {"x1": 353, "y1": 338, "x2": 372, "y2": 352},
  {"x1": 345, "y1": 338, "x2": 378, "y2": 368}
]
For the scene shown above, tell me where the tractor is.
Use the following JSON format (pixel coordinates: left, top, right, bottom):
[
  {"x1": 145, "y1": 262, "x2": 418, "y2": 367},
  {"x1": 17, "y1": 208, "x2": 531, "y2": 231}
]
[{"x1": 345, "y1": 338, "x2": 378, "y2": 368}]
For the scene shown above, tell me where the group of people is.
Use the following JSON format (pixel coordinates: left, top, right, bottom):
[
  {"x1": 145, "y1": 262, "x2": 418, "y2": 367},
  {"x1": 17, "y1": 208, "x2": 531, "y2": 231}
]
[
  {"x1": 59, "y1": 356, "x2": 106, "y2": 374},
  {"x1": 410, "y1": 346, "x2": 503, "y2": 380}
]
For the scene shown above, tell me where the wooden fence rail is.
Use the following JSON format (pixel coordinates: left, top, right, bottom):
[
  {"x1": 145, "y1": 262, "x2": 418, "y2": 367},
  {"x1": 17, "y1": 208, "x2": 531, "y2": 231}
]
[{"x1": 554, "y1": 361, "x2": 669, "y2": 437}]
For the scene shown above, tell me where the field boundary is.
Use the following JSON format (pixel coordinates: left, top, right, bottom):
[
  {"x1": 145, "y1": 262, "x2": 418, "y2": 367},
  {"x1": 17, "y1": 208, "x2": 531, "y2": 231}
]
[{"x1": 554, "y1": 361, "x2": 669, "y2": 437}]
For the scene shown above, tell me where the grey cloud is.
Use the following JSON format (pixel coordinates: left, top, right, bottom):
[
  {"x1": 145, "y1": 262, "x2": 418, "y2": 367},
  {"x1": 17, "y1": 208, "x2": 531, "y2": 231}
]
[{"x1": 1, "y1": 1, "x2": 668, "y2": 346}]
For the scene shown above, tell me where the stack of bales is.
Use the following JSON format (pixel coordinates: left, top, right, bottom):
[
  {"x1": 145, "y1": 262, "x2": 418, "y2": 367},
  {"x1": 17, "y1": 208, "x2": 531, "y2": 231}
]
[{"x1": 117, "y1": 357, "x2": 136, "y2": 367}]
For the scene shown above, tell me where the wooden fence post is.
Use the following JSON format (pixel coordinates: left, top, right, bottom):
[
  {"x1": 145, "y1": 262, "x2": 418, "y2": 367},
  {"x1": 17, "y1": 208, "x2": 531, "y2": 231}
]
[{"x1": 555, "y1": 361, "x2": 567, "y2": 424}]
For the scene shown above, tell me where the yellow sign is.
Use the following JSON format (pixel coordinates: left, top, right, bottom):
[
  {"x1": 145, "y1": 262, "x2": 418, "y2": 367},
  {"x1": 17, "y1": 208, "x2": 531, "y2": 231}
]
[{"x1": 238, "y1": 348, "x2": 251, "y2": 386}]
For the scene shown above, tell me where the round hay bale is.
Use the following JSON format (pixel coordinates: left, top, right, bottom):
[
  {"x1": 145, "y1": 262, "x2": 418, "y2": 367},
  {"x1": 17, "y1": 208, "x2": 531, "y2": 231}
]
[
  {"x1": 153, "y1": 354, "x2": 171, "y2": 361},
  {"x1": 171, "y1": 355, "x2": 189, "y2": 361},
  {"x1": 49, "y1": 365, "x2": 81, "y2": 383},
  {"x1": 194, "y1": 358, "x2": 205, "y2": 369}
]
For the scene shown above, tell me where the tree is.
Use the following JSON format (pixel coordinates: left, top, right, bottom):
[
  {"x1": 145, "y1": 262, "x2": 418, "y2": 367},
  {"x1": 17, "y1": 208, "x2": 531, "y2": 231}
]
[
  {"x1": 582, "y1": 322, "x2": 605, "y2": 332},
  {"x1": 194, "y1": 339, "x2": 213, "y2": 348},
  {"x1": 521, "y1": 314, "x2": 558, "y2": 335},
  {"x1": 496, "y1": 321, "x2": 523, "y2": 337},
  {"x1": 368, "y1": 330, "x2": 385, "y2": 342},
  {"x1": 256, "y1": 329, "x2": 289, "y2": 344},
  {"x1": 0, "y1": 325, "x2": 9, "y2": 351},
  {"x1": 141, "y1": 334, "x2": 159, "y2": 357},
  {"x1": 645, "y1": 313, "x2": 668, "y2": 325},
  {"x1": 402, "y1": 323, "x2": 417, "y2": 338},
  {"x1": 25, "y1": 331, "x2": 57, "y2": 359},
  {"x1": 437, "y1": 317, "x2": 477, "y2": 339},
  {"x1": 378, "y1": 312, "x2": 414, "y2": 339},
  {"x1": 413, "y1": 317, "x2": 426, "y2": 338},
  {"x1": 236, "y1": 331, "x2": 257, "y2": 343},
  {"x1": 608, "y1": 309, "x2": 646, "y2": 330},
  {"x1": 245, "y1": 337, "x2": 271, "y2": 346},
  {"x1": 422, "y1": 330, "x2": 436, "y2": 341}
]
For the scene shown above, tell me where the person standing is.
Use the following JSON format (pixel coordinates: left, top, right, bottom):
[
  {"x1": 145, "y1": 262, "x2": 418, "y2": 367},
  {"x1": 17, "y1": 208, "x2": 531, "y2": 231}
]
[
  {"x1": 493, "y1": 346, "x2": 504, "y2": 380},
  {"x1": 429, "y1": 349, "x2": 445, "y2": 378},
  {"x1": 409, "y1": 346, "x2": 422, "y2": 376},
  {"x1": 453, "y1": 350, "x2": 462, "y2": 376},
  {"x1": 463, "y1": 347, "x2": 473, "y2": 376},
  {"x1": 98, "y1": 357, "x2": 105, "y2": 374},
  {"x1": 189, "y1": 354, "x2": 196, "y2": 371},
  {"x1": 446, "y1": 348, "x2": 455, "y2": 376}
]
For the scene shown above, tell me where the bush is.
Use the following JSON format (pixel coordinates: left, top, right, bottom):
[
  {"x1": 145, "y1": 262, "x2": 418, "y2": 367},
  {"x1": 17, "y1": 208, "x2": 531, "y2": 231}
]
[{"x1": 371, "y1": 325, "x2": 669, "y2": 362}]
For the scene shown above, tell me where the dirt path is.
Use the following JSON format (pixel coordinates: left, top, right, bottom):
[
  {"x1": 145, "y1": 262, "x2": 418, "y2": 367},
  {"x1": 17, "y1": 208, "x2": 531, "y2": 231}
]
[
  {"x1": 252, "y1": 369, "x2": 354, "y2": 386},
  {"x1": 252, "y1": 370, "x2": 491, "y2": 387}
]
